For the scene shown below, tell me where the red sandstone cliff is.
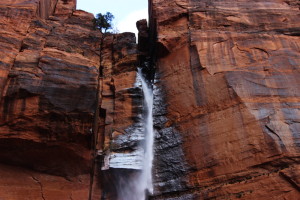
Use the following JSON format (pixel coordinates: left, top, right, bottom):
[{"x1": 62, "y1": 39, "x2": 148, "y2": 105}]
[
  {"x1": 1, "y1": 0, "x2": 300, "y2": 199},
  {"x1": 0, "y1": 0, "x2": 139, "y2": 199},
  {"x1": 149, "y1": 0, "x2": 300, "y2": 199}
]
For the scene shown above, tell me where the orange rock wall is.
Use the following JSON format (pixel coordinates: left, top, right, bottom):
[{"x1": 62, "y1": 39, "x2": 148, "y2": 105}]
[
  {"x1": 0, "y1": 0, "x2": 139, "y2": 199},
  {"x1": 150, "y1": 0, "x2": 300, "y2": 199},
  {"x1": 1, "y1": 0, "x2": 300, "y2": 199}
]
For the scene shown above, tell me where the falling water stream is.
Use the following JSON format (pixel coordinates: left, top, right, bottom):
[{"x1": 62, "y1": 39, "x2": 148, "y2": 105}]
[
  {"x1": 139, "y1": 68, "x2": 154, "y2": 197},
  {"x1": 117, "y1": 68, "x2": 154, "y2": 200},
  {"x1": 132, "y1": 68, "x2": 154, "y2": 199}
]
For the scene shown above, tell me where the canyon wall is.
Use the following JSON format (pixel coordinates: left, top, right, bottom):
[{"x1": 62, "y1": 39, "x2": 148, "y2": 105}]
[
  {"x1": 1, "y1": 0, "x2": 300, "y2": 199},
  {"x1": 0, "y1": 0, "x2": 140, "y2": 199},
  {"x1": 149, "y1": 0, "x2": 300, "y2": 199}
]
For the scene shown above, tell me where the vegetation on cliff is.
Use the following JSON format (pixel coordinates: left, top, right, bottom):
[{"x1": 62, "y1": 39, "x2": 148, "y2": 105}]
[{"x1": 92, "y1": 12, "x2": 114, "y2": 33}]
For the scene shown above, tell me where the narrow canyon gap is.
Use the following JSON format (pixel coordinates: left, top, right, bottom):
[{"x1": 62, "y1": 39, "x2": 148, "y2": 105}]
[{"x1": 0, "y1": 0, "x2": 299, "y2": 200}]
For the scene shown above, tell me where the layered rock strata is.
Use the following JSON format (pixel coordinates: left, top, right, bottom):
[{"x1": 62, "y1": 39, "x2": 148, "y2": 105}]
[
  {"x1": 0, "y1": 0, "x2": 140, "y2": 199},
  {"x1": 1, "y1": 0, "x2": 300, "y2": 199},
  {"x1": 149, "y1": 0, "x2": 300, "y2": 199}
]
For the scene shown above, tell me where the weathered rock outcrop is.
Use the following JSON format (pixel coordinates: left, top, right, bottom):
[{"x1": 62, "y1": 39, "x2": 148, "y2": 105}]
[
  {"x1": 1, "y1": 0, "x2": 300, "y2": 199},
  {"x1": 0, "y1": 0, "x2": 140, "y2": 199},
  {"x1": 149, "y1": 0, "x2": 300, "y2": 199}
]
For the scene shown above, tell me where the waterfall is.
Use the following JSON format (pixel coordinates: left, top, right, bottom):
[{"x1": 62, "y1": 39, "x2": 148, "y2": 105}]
[
  {"x1": 139, "y1": 67, "x2": 154, "y2": 196},
  {"x1": 116, "y1": 68, "x2": 154, "y2": 200}
]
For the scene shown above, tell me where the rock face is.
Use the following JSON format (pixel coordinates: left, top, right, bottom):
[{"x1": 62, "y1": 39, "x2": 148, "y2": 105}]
[
  {"x1": 1, "y1": 0, "x2": 300, "y2": 199},
  {"x1": 0, "y1": 0, "x2": 140, "y2": 199},
  {"x1": 149, "y1": 0, "x2": 300, "y2": 199}
]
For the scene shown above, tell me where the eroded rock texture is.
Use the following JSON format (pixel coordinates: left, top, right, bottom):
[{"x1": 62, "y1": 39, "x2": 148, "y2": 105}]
[
  {"x1": 149, "y1": 0, "x2": 300, "y2": 199},
  {"x1": 1, "y1": 0, "x2": 300, "y2": 199},
  {"x1": 0, "y1": 0, "x2": 139, "y2": 199}
]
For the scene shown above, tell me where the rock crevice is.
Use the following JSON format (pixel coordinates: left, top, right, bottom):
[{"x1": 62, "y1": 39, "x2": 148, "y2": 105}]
[{"x1": 0, "y1": 0, "x2": 300, "y2": 199}]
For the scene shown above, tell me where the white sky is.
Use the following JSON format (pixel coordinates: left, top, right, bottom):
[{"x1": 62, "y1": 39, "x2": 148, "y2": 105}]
[{"x1": 77, "y1": 0, "x2": 148, "y2": 35}]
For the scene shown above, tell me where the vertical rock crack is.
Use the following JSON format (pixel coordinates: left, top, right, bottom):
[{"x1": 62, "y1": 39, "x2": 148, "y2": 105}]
[{"x1": 32, "y1": 176, "x2": 46, "y2": 200}]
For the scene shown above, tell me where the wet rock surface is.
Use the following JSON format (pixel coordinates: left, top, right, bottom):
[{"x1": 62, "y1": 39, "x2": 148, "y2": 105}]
[
  {"x1": 1, "y1": 0, "x2": 300, "y2": 199},
  {"x1": 152, "y1": 77, "x2": 191, "y2": 198},
  {"x1": 149, "y1": 0, "x2": 300, "y2": 199},
  {"x1": 0, "y1": 0, "x2": 140, "y2": 199}
]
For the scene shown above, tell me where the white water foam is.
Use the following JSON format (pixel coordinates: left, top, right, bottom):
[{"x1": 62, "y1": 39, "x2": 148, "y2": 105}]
[
  {"x1": 139, "y1": 68, "x2": 154, "y2": 196},
  {"x1": 116, "y1": 68, "x2": 154, "y2": 200}
]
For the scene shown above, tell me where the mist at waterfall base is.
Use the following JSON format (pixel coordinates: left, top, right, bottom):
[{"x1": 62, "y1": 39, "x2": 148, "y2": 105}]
[{"x1": 115, "y1": 69, "x2": 154, "y2": 200}]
